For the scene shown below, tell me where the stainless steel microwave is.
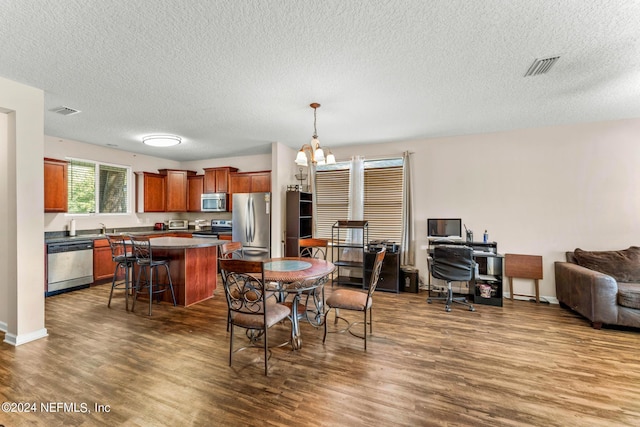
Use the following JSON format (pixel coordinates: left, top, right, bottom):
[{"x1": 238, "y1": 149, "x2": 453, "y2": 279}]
[{"x1": 201, "y1": 193, "x2": 227, "y2": 212}]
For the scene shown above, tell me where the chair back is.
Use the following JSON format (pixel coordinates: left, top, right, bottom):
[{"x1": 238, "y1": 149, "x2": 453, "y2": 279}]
[
  {"x1": 106, "y1": 234, "x2": 129, "y2": 260},
  {"x1": 431, "y1": 245, "x2": 474, "y2": 282},
  {"x1": 299, "y1": 238, "x2": 328, "y2": 260},
  {"x1": 366, "y1": 247, "x2": 386, "y2": 298},
  {"x1": 129, "y1": 235, "x2": 153, "y2": 264},
  {"x1": 219, "y1": 259, "x2": 267, "y2": 315},
  {"x1": 220, "y1": 241, "x2": 244, "y2": 259}
]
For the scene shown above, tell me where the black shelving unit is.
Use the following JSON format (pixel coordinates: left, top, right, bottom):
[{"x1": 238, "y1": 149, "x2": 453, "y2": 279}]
[
  {"x1": 332, "y1": 220, "x2": 368, "y2": 288},
  {"x1": 365, "y1": 249, "x2": 400, "y2": 293},
  {"x1": 285, "y1": 190, "x2": 313, "y2": 257}
]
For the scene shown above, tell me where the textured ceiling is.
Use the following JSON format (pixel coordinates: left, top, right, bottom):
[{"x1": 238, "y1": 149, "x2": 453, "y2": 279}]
[{"x1": 1, "y1": 1, "x2": 640, "y2": 161}]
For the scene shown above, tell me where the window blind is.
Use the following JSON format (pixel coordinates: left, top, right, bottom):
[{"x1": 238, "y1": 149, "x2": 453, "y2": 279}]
[
  {"x1": 99, "y1": 165, "x2": 128, "y2": 213},
  {"x1": 68, "y1": 160, "x2": 96, "y2": 214},
  {"x1": 67, "y1": 158, "x2": 130, "y2": 214},
  {"x1": 364, "y1": 166, "x2": 403, "y2": 243},
  {"x1": 316, "y1": 167, "x2": 350, "y2": 239}
]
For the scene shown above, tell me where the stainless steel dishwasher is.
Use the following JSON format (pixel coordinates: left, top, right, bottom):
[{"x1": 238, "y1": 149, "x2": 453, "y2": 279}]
[{"x1": 46, "y1": 240, "x2": 94, "y2": 296}]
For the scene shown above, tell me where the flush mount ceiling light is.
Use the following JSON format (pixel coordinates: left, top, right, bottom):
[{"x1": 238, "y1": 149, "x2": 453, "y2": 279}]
[
  {"x1": 142, "y1": 135, "x2": 182, "y2": 147},
  {"x1": 295, "y1": 103, "x2": 336, "y2": 167}
]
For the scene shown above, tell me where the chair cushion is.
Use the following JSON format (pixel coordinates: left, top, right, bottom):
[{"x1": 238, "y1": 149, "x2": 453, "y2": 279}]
[
  {"x1": 574, "y1": 247, "x2": 640, "y2": 283},
  {"x1": 617, "y1": 283, "x2": 640, "y2": 309},
  {"x1": 231, "y1": 303, "x2": 290, "y2": 328},
  {"x1": 326, "y1": 289, "x2": 372, "y2": 311}
]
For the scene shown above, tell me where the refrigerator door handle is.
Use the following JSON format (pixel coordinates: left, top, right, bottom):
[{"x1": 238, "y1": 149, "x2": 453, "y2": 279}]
[
  {"x1": 245, "y1": 196, "x2": 251, "y2": 242},
  {"x1": 250, "y1": 195, "x2": 255, "y2": 242}
]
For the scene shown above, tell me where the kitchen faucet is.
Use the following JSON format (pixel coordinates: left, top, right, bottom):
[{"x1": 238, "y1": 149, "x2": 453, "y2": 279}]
[{"x1": 99, "y1": 223, "x2": 106, "y2": 234}]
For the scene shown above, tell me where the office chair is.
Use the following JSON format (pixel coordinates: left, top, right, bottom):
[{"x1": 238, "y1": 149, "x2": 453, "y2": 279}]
[{"x1": 428, "y1": 245, "x2": 476, "y2": 312}]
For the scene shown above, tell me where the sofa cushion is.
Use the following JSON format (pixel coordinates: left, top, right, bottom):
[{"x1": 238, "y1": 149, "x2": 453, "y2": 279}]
[
  {"x1": 617, "y1": 283, "x2": 640, "y2": 309},
  {"x1": 574, "y1": 247, "x2": 640, "y2": 283}
]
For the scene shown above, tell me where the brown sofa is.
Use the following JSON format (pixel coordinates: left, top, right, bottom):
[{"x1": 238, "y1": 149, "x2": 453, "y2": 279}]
[{"x1": 555, "y1": 247, "x2": 640, "y2": 329}]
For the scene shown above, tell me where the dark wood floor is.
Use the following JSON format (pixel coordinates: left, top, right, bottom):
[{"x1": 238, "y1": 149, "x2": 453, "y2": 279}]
[{"x1": 1, "y1": 282, "x2": 640, "y2": 426}]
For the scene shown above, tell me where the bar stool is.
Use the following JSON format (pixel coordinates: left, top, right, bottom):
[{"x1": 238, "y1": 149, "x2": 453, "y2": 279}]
[
  {"x1": 106, "y1": 234, "x2": 137, "y2": 311},
  {"x1": 129, "y1": 235, "x2": 177, "y2": 315}
]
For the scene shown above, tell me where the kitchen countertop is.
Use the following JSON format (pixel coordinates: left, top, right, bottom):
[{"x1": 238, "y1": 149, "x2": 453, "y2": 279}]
[
  {"x1": 146, "y1": 236, "x2": 225, "y2": 249},
  {"x1": 44, "y1": 229, "x2": 223, "y2": 244}
]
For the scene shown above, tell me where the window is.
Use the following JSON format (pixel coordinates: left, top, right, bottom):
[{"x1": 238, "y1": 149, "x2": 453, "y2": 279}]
[
  {"x1": 67, "y1": 159, "x2": 130, "y2": 214},
  {"x1": 316, "y1": 158, "x2": 403, "y2": 242}
]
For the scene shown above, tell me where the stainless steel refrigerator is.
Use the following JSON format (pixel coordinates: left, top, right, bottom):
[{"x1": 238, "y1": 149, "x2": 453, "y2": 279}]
[{"x1": 232, "y1": 192, "x2": 271, "y2": 260}]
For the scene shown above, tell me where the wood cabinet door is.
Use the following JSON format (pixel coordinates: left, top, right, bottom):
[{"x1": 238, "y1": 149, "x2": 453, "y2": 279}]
[
  {"x1": 203, "y1": 169, "x2": 217, "y2": 193},
  {"x1": 44, "y1": 158, "x2": 68, "y2": 213},
  {"x1": 250, "y1": 172, "x2": 271, "y2": 193},
  {"x1": 142, "y1": 173, "x2": 166, "y2": 212},
  {"x1": 187, "y1": 175, "x2": 204, "y2": 212},
  {"x1": 165, "y1": 170, "x2": 188, "y2": 212},
  {"x1": 203, "y1": 167, "x2": 238, "y2": 193},
  {"x1": 230, "y1": 173, "x2": 252, "y2": 194},
  {"x1": 93, "y1": 239, "x2": 116, "y2": 282}
]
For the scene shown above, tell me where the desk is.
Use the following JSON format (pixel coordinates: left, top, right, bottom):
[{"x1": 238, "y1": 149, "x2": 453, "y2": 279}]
[
  {"x1": 264, "y1": 257, "x2": 335, "y2": 349},
  {"x1": 428, "y1": 241, "x2": 504, "y2": 306}
]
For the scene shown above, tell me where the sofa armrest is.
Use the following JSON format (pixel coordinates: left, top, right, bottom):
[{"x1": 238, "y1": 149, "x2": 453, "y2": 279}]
[{"x1": 554, "y1": 261, "x2": 619, "y2": 326}]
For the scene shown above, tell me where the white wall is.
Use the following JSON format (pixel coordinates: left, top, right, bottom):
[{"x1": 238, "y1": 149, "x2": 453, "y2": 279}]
[
  {"x1": 330, "y1": 117, "x2": 640, "y2": 301},
  {"x1": 0, "y1": 75, "x2": 47, "y2": 345}
]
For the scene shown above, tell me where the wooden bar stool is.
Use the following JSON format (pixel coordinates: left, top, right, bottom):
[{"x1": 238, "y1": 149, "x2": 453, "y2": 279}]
[{"x1": 505, "y1": 254, "x2": 543, "y2": 303}]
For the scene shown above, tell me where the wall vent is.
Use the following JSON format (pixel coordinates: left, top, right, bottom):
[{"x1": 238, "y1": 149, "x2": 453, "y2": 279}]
[
  {"x1": 524, "y1": 56, "x2": 560, "y2": 77},
  {"x1": 50, "y1": 106, "x2": 81, "y2": 116}
]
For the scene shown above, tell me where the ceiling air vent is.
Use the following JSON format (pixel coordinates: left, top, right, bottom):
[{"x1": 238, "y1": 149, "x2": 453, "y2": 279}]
[
  {"x1": 524, "y1": 56, "x2": 560, "y2": 77},
  {"x1": 50, "y1": 106, "x2": 81, "y2": 116}
]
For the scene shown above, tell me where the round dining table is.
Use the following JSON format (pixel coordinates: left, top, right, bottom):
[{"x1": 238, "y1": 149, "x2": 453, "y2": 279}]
[{"x1": 263, "y1": 257, "x2": 335, "y2": 350}]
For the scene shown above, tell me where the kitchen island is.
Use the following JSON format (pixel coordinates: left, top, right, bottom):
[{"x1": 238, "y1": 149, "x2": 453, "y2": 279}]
[{"x1": 146, "y1": 236, "x2": 224, "y2": 306}]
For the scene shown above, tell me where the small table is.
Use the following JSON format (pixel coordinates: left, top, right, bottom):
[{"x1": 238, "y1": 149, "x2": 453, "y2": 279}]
[{"x1": 264, "y1": 257, "x2": 335, "y2": 350}]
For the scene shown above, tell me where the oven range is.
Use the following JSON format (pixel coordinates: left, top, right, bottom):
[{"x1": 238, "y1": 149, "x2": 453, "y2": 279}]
[{"x1": 192, "y1": 219, "x2": 232, "y2": 238}]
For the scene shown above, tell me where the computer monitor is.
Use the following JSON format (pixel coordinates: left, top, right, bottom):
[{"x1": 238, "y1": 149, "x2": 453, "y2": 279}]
[{"x1": 427, "y1": 218, "x2": 462, "y2": 239}]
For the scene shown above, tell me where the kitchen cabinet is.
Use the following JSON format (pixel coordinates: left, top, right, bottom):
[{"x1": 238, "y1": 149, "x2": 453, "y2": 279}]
[
  {"x1": 187, "y1": 175, "x2": 204, "y2": 212},
  {"x1": 159, "y1": 169, "x2": 197, "y2": 212},
  {"x1": 44, "y1": 158, "x2": 68, "y2": 213},
  {"x1": 203, "y1": 167, "x2": 238, "y2": 193},
  {"x1": 136, "y1": 172, "x2": 166, "y2": 212},
  {"x1": 93, "y1": 238, "x2": 117, "y2": 283},
  {"x1": 229, "y1": 170, "x2": 271, "y2": 210}
]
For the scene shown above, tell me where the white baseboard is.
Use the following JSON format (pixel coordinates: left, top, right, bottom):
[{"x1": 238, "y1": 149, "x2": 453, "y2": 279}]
[
  {"x1": 3, "y1": 328, "x2": 48, "y2": 346},
  {"x1": 0, "y1": 321, "x2": 7, "y2": 333}
]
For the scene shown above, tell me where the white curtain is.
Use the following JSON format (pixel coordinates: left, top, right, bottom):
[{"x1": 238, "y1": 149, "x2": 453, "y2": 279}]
[
  {"x1": 401, "y1": 151, "x2": 415, "y2": 266},
  {"x1": 343, "y1": 155, "x2": 365, "y2": 264}
]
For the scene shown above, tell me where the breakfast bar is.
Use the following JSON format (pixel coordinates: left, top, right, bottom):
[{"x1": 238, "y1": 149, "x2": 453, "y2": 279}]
[{"x1": 146, "y1": 236, "x2": 225, "y2": 306}]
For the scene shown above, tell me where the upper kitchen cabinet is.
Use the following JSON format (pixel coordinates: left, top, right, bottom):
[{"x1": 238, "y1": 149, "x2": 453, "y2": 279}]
[
  {"x1": 229, "y1": 171, "x2": 271, "y2": 210},
  {"x1": 203, "y1": 167, "x2": 238, "y2": 193},
  {"x1": 136, "y1": 172, "x2": 166, "y2": 212},
  {"x1": 159, "y1": 169, "x2": 197, "y2": 212},
  {"x1": 44, "y1": 158, "x2": 68, "y2": 213},
  {"x1": 229, "y1": 171, "x2": 271, "y2": 194},
  {"x1": 187, "y1": 175, "x2": 204, "y2": 212}
]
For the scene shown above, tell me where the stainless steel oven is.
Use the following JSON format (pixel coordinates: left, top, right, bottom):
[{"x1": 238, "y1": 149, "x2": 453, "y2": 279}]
[
  {"x1": 201, "y1": 192, "x2": 227, "y2": 212},
  {"x1": 46, "y1": 240, "x2": 94, "y2": 296}
]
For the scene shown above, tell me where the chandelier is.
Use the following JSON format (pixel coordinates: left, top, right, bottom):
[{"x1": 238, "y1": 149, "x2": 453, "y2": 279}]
[{"x1": 295, "y1": 103, "x2": 336, "y2": 166}]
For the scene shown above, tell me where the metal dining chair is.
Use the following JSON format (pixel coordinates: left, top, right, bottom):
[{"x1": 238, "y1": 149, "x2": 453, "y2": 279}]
[
  {"x1": 106, "y1": 234, "x2": 137, "y2": 311},
  {"x1": 293, "y1": 238, "x2": 329, "y2": 327},
  {"x1": 219, "y1": 241, "x2": 245, "y2": 331},
  {"x1": 129, "y1": 235, "x2": 177, "y2": 316},
  {"x1": 219, "y1": 259, "x2": 291, "y2": 376},
  {"x1": 323, "y1": 247, "x2": 386, "y2": 350}
]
